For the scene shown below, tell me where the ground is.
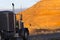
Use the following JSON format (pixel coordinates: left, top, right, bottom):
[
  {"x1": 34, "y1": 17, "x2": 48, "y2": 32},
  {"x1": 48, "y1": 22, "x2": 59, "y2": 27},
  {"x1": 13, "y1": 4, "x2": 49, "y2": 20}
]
[{"x1": 0, "y1": 32, "x2": 60, "y2": 40}]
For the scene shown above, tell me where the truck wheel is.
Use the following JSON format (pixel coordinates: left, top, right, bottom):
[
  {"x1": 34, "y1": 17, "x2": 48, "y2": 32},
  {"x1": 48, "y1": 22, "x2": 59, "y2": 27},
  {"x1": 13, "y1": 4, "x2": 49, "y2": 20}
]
[
  {"x1": 5, "y1": 38, "x2": 9, "y2": 40},
  {"x1": 23, "y1": 32, "x2": 28, "y2": 40}
]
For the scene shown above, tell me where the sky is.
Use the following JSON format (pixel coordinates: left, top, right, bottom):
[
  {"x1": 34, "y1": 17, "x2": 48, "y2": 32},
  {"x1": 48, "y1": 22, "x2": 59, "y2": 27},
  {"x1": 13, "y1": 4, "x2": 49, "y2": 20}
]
[{"x1": 0, "y1": 0, "x2": 40, "y2": 10}]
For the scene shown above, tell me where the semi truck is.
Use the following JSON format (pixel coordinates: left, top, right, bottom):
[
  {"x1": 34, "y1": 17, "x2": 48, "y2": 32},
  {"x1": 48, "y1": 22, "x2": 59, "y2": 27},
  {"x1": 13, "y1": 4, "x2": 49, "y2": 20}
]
[{"x1": 0, "y1": 11, "x2": 29, "y2": 40}]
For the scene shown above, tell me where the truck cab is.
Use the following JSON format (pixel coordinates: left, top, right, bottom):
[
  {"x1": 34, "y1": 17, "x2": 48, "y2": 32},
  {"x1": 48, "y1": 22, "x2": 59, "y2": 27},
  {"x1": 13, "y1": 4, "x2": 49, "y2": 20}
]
[
  {"x1": 0, "y1": 11, "x2": 15, "y2": 40},
  {"x1": 0, "y1": 11, "x2": 29, "y2": 40}
]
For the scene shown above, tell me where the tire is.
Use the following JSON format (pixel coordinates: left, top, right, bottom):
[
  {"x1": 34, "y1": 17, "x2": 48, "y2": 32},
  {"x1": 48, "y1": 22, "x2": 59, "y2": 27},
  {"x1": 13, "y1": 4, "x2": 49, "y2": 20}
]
[
  {"x1": 5, "y1": 38, "x2": 9, "y2": 40},
  {"x1": 23, "y1": 32, "x2": 28, "y2": 40}
]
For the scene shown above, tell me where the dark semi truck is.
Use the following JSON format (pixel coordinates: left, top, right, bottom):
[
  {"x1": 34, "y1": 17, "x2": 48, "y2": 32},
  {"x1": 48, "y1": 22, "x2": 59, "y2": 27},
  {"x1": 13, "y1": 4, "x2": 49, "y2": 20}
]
[{"x1": 0, "y1": 11, "x2": 29, "y2": 40}]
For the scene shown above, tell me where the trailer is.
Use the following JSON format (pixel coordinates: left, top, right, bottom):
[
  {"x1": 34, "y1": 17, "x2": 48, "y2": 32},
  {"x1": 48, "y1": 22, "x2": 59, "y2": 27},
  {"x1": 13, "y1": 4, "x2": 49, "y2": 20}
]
[{"x1": 0, "y1": 11, "x2": 29, "y2": 40}]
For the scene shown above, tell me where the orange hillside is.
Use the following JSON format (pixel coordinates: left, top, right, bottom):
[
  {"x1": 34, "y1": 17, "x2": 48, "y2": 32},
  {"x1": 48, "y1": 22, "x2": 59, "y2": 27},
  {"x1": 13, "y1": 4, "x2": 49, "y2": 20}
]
[{"x1": 16, "y1": 0, "x2": 60, "y2": 29}]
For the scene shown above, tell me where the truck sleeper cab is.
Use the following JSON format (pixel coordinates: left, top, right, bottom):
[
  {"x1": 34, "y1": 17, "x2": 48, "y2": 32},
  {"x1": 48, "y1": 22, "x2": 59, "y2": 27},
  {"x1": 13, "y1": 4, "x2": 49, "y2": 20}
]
[{"x1": 0, "y1": 11, "x2": 15, "y2": 40}]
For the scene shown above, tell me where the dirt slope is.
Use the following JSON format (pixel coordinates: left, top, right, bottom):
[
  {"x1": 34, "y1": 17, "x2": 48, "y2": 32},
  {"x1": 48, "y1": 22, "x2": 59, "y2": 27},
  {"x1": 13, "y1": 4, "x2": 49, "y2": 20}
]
[{"x1": 16, "y1": 0, "x2": 60, "y2": 30}]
